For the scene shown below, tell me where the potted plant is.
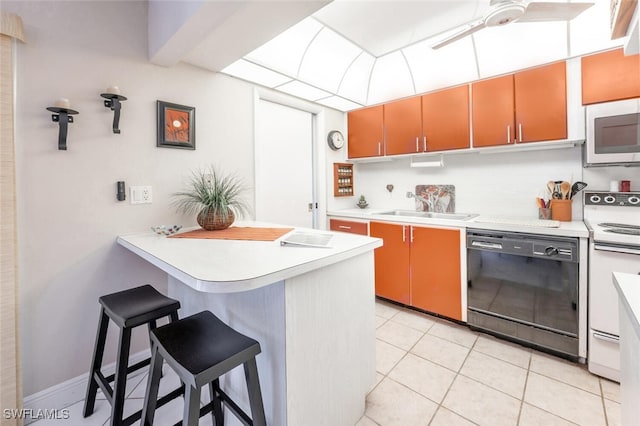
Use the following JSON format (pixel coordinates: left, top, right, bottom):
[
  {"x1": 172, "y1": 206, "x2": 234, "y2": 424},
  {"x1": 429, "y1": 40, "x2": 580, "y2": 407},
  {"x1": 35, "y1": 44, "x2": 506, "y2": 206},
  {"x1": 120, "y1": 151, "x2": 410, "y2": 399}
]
[
  {"x1": 357, "y1": 194, "x2": 368, "y2": 209},
  {"x1": 172, "y1": 166, "x2": 250, "y2": 230}
]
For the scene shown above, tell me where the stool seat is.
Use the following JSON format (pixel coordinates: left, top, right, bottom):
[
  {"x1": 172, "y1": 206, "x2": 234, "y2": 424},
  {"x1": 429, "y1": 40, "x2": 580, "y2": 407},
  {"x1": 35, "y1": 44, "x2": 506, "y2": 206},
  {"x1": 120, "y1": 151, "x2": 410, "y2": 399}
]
[
  {"x1": 152, "y1": 310, "x2": 261, "y2": 387},
  {"x1": 142, "y1": 311, "x2": 266, "y2": 426},
  {"x1": 99, "y1": 285, "x2": 180, "y2": 328}
]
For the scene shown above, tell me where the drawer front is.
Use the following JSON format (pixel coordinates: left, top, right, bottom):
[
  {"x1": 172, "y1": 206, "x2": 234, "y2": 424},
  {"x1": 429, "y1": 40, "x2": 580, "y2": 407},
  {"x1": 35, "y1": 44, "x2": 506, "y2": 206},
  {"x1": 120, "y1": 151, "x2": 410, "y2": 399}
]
[{"x1": 329, "y1": 219, "x2": 368, "y2": 235}]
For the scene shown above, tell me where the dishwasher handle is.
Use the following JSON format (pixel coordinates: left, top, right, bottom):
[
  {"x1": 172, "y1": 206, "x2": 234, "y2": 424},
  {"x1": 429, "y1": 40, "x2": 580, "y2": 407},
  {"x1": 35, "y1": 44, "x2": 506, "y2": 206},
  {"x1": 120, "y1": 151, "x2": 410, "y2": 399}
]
[{"x1": 471, "y1": 241, "x2": 503, "y2": 250}]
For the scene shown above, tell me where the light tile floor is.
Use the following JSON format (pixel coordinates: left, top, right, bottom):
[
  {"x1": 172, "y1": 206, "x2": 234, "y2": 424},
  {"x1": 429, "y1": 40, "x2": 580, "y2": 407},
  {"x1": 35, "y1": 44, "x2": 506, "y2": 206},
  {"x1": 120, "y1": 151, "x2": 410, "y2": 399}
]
[
  {"x1": 360, "y1": 299, "x2": 620, "y2": 426},
  {"x1": 32, "y1": 299, "x2": 620, "y2": 426}
]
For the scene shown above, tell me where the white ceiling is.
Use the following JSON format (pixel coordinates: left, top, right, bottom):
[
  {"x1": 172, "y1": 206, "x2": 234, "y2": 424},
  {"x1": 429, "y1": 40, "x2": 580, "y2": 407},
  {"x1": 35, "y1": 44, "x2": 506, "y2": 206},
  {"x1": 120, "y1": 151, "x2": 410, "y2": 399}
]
[{"x1": 155, "y1": 0, "x2": 627, "y2": 111}]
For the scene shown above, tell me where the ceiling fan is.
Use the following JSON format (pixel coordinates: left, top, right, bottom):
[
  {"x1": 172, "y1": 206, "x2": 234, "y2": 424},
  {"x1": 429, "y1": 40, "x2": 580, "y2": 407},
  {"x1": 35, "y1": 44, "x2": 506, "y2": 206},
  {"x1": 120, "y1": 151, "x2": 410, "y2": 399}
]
[{"x1": 432, "y1": 0, "x2": 594, "y2": 49}]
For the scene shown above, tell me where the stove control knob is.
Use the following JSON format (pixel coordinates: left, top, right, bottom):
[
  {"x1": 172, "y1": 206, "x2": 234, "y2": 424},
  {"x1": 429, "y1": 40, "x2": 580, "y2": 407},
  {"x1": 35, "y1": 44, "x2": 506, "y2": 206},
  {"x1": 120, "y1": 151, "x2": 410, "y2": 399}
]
[
  {"x1": 589, "y1": 195, "x2": 601, "y2": 204},
  {"x1": 628, "y1": 196, "x2": 640, "y2": 205},
  {"x1": 544, "y1": 246, "x2": 559, "y2": 256},
  {"x1": 604, "y1": 195, "x2": 616, "y2": 204}
]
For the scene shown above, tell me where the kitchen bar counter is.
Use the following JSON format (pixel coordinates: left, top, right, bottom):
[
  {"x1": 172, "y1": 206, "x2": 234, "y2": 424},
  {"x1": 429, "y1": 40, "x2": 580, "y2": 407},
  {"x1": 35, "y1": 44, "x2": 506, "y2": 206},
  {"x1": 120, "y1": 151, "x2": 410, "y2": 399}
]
[
  {"x1": 613, "y1": 272, "x2": 640, "y2": 425},
  {"x1": 117, "y1": 222, "x2": 382, "y2": 425},
  {"x1": 327, "y1": 208, "x2": 589, "y2": 238}
]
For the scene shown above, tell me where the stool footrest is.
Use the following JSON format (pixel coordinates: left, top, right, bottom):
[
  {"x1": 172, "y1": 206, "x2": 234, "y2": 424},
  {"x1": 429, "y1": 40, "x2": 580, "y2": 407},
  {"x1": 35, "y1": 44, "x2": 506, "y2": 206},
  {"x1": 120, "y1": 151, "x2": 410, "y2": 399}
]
[
  {"x1": 93, "y1": 371, "x2": 113, "y2": 404},
  {"x1": 123, "y1": 385, "x2": 185, "y2": 426},
  {"x1": 216, "y1": 388, "x2": 253, "y2": 425}
]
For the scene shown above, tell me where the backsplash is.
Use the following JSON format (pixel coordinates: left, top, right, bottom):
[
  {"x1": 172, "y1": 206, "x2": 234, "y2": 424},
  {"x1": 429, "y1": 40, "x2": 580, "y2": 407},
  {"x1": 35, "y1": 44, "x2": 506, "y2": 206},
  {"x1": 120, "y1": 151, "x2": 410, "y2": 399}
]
[
  {"x1": 331, "y1": 146, "x2": 586, "y2": 220},
  {"x1": 415, "y1": 185, "x2": 455, "y2": 213}
]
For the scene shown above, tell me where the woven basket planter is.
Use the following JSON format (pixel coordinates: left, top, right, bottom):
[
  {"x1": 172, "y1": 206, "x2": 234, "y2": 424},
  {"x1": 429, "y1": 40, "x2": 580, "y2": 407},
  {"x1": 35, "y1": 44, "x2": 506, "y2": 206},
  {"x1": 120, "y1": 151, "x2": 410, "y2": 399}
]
[{"x1": 197, "y1": 209, "x2": 235, "y2": 231}]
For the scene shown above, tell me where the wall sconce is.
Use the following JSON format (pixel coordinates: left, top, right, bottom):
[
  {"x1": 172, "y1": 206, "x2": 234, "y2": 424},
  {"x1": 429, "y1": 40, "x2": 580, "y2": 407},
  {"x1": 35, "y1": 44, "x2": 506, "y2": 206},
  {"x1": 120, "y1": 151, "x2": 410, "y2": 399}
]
[
  {"x1": 46, "y1": 98, "x2": 79, "y2": 150},
  {"x1": 100, "y1": 86, "x2": 127, "y2": 134}
]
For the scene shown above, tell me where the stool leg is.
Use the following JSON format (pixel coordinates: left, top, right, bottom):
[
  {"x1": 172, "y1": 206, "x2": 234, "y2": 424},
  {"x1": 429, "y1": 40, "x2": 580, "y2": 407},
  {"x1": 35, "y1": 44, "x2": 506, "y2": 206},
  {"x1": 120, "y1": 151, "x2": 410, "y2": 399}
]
[
  {"x1": 209, "y1": 379, "x2": 224, "y2": 426},
  {"x1": 244, "y1": 359, "x2": 266, "y2": 426},
  {"x1": 183, "y1": 384, "x2": 201, "y2": 426},
  {"x1": 110, "y1": 326, "x2": 132, "y2": 426},
  {"x1": 141, "y1": 344, "x2": 163, "y2": 426},
  {"x1": 83, "y1": 309, "x2": 109, "y2": 417}
]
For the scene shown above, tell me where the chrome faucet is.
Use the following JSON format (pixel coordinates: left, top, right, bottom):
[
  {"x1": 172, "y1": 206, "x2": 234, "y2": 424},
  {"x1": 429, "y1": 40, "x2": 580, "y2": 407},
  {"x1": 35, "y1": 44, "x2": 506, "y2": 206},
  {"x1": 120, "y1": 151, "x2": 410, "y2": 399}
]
[{"x1": 406, "y1": 191, "x2": 430, "y2": 206}]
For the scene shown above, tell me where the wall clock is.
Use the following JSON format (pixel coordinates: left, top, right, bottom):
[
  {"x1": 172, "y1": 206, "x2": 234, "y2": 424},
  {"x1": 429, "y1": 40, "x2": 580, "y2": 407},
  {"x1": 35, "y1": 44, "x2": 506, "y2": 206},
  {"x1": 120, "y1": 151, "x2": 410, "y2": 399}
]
[{"x1": 327, "y1": 130, "x2": 345, "y2": 151}]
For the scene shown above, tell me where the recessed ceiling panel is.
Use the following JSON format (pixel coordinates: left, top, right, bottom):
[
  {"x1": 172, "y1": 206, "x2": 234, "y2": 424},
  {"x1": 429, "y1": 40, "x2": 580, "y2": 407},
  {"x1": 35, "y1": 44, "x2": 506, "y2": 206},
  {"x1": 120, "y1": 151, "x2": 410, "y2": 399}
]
[
  {"x1": 298, "y1": 27, "x2": 363, "y2": 92},
  {"x1": 337, "y1": 52, "x2": 376, "y2": 105},
  {"x1": 245, "y1": 18, "x2": 323, "y2": 77},
  {"x1": 276, "y1": 80, "x2": 332, "y2": 101},
  {"x1": 367, "y1": 52, "x2": 415, "y2": 105},
  {"x1": 403, "y1": 36, "x2": 478, "y2": 94},
  {"x1": 315, "y1": 96, "x2": 363, "y2": 111},
  {"x1": 569, "y1": 0, "x2": 624, "y2": 56},
  {"x1": 222, "y1": 59, "x2": 292, "y2": 88},
  {"x1": 474, "y1": 21, "x2": 568, "y2": 78},
  {"x1": 313, "y1": 0, "x2": 484, "y2": 56}
]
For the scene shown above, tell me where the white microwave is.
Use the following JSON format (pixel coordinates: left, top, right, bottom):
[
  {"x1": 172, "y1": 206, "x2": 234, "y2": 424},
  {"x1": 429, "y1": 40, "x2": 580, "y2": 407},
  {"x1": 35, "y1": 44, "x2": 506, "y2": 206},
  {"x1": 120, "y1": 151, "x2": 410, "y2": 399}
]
[{"x1": 585, "y1": 98, "x2": 640, "y2": 167}]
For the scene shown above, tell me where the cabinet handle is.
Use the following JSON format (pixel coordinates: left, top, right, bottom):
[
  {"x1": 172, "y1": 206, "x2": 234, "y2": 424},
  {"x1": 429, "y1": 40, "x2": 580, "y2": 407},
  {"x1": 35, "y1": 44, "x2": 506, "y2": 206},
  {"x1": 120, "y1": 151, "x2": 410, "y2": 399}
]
[
  {"x1": 402, "y1": 226, "x2": 406, "y2": 243},
  {"x1": 415, "y1": 137, "x2": 419, "y2": 152},
  {"x1": 338, "y1": 225, "x2": 351, "y2": 230},
  {"x1": 506, "y1": 125, "x2": 511, "y2": 144},
  {"x1": 518, "y1": 123, "x2": 523, "y2": 142},
  {"x1": 378, "y1": 142, "x2": 381, "y2": 156},
  {"x1": 410, "y1": 226, "x2": 414, "y2": 242},
  {"x1": 423, "y1": 136, "x2": 427, "y2": 152}
]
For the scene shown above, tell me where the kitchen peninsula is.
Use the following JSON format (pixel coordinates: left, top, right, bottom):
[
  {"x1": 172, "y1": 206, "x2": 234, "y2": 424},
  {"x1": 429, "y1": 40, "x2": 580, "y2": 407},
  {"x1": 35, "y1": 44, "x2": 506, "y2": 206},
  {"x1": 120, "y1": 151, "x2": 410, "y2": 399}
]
[{"x1": 116, "y1": 223, "x2": 382, "y2": 425}]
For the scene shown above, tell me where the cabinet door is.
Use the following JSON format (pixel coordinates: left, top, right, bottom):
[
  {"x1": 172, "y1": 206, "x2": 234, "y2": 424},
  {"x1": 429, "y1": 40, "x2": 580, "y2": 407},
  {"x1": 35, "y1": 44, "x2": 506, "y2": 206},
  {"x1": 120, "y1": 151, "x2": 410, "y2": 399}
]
[
  {"x1": 472, "y1": 75, "x2": 515, "y2": 147},
  {"x1": 347, "y1": 105, "x2": 384, "y2": 158},
  {"x1": 384, "y1": 96, "x2": 423, "y2": 155},
  {"x1": 422, "y1": 85, "x2": 470, "y2": 151},
  {"x1": 410, "y1": 226, "x2": 461, "y2": 320},
  {"x1": 582, "y1": 48, "x2": 640, "y2": 105},
  {"x1": 329, "y1": 219, "x2": 368, "y2": 235},
  {"x1": 515, "y1": 61, "x2": 567, "y2": 143},
  {"x1": 370, "y1": 221, "x2": 410, "y2": 304}
]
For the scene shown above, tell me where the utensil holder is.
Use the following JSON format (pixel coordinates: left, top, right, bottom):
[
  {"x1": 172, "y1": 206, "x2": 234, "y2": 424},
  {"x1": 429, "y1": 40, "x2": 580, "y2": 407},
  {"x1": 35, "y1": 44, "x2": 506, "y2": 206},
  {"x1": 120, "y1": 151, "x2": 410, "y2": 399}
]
[
  {"x1": 538, "y1": 208, "x2": 551, "y2": 220},
  {"x1": 551, "y1": 199, "x2": 572, "y2": 222}
]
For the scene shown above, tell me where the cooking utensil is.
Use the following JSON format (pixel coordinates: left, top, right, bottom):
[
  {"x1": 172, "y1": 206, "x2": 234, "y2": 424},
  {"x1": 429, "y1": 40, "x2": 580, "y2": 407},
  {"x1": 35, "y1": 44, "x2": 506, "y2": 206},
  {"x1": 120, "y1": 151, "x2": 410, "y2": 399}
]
[
  {"x1": 570, "y1": 181, "x2": 587, "y2": 199},
  {"x1": 560, "y1": 181, "x2": 571, "y2": 199},
  {"x1": 547, "y1": 181, "x2": 555, "y2": 195}
]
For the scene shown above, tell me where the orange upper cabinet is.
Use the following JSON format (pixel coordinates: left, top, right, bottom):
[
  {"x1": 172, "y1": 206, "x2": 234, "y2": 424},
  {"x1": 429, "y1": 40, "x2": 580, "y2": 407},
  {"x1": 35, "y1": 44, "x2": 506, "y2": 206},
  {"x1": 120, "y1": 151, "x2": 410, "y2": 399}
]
[
  {"x1": 514, "y1": 61, "x2": 567, "y2": 143},
  {"x1": 347, "y1": 105, "x2": 384, "y2": 158},
  {"x1": 472, "y1": 74, "x2": 515, "y2": 147},
  {"x1": 582, "y1": 48, "x2": 640, "y2": 105},
  {"x1": 422, "y1": 85, "x2": 470, "y2": 151},
  {"x1": 370, "y1": 222, "x2": 410, "y2": 304},
  {"x1": 384, "y1": 96, "x2": 423, "y2": 155},
  {"x1": 472, "y1": 61, "x2": 567, "y2": 147},
  {"x1": 410, "y1": 226, "x2": 461, "y2": 321}
]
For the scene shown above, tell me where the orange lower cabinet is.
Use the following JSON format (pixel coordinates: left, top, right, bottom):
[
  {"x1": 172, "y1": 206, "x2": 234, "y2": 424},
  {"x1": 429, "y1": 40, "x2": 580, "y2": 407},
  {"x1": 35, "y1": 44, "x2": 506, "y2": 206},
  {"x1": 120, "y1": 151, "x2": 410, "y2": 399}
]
[
  {"x1": 370, "y1": 221, "x2": 411, "y2": 304},
  {"x1": 329, "y1": 218, "x2": 368, "y2": 235},
  {"x1": 410, "y1": 226, "x2": 462, "y2": 320}
]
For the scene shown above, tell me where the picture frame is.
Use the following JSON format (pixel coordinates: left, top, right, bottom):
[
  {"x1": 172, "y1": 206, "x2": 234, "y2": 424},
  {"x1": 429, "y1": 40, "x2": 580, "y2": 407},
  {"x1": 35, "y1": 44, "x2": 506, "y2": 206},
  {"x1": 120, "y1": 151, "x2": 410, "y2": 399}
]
[{"x1": 156, "y1": 101, "x2": 195, "y2": 149}]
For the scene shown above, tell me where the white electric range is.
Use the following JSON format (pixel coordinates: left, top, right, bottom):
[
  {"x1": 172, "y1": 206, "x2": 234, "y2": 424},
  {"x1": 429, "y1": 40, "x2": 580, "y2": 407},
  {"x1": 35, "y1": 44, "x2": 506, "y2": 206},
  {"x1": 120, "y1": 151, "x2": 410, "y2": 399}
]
[{"x1": 584, "y1": 191, "x2": 640, "y2": 382}]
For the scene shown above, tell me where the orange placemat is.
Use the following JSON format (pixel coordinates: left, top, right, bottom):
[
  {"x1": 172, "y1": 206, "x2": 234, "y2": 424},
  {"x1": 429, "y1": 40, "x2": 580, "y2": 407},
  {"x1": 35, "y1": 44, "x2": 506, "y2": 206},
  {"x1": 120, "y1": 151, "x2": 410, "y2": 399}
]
[{"x1": 169, "y1": 227, "x2": 294, "y2": 241}]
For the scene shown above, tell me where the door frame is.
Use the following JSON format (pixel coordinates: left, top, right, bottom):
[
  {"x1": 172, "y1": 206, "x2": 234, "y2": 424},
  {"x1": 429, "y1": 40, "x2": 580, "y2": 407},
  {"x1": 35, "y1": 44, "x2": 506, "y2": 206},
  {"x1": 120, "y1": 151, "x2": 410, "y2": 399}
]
[{"x1": 253, "y1": 88, "x2": 327, "y2": 229}]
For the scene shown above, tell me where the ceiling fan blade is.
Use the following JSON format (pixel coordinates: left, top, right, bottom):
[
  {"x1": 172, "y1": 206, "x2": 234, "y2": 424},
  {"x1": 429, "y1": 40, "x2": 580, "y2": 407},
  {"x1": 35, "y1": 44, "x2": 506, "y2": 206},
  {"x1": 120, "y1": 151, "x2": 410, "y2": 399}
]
[
  {"x1": 517, "y1": 2, "x2": 594, "y2": 23},
  {"x1": 432, "y1": 19, "x2": 486, "y2": 49}
]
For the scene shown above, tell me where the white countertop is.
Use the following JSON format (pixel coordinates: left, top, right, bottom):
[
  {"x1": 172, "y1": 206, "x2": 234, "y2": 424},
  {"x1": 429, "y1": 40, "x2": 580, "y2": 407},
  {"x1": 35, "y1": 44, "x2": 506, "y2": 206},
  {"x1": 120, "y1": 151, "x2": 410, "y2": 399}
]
[
  {"x1": 117, "y1": 221, "x2": 382, "y2": 293},
  {"x1": 327, "y1": 208, "x2": 589, "y2": 238},
  {"x1": 614, "y1": 272, "x2": 640, "y2": 340}
]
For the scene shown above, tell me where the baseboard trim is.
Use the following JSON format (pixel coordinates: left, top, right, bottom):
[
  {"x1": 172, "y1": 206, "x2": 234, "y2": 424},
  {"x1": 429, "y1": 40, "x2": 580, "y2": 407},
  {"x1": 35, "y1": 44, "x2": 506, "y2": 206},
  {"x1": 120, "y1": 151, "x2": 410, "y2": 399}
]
[{"x1": 22, "y1": 349, "x2": 150, "y2": 425}]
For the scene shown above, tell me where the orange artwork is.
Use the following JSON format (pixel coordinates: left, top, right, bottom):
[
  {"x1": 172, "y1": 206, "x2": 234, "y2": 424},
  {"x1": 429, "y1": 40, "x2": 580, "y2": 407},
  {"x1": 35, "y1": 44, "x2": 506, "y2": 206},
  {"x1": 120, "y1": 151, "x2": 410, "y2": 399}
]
[{"x1": 164, "y1": 109, "x2": 190, "y2": 143}]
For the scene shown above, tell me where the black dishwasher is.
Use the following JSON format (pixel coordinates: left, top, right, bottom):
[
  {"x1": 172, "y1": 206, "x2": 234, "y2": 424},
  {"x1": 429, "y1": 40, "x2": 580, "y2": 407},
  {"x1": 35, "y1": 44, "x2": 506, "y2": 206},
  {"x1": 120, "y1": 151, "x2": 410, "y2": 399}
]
[{"x1": 467, "y1": 229, "x2": 579, "y2": 359}]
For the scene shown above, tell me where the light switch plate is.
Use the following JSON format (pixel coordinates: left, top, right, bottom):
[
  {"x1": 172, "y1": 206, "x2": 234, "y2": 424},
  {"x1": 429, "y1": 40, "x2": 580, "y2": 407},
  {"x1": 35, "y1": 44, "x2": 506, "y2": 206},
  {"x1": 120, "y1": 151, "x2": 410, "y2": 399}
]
[{"x1": 130, "y1": 186, "x2": 152, "y2": 204}]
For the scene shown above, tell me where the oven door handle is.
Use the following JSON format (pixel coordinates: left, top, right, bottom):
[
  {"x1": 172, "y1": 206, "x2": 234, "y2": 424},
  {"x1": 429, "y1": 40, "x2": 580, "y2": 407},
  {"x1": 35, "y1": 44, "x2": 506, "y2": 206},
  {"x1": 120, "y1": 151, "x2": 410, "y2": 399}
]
[
  {"x1": 592, "y1": 331, "x2": 619, "y2": 344},
  {"x1": 593, "y1": 243, "x2": 640, "y2": 255}
]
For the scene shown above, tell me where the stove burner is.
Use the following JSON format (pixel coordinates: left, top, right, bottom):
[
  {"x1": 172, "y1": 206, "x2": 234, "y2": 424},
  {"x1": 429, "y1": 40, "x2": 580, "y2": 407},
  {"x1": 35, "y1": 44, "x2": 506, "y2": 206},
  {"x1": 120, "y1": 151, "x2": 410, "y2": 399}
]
[
  {"x1": 599, "y1": 223, "x2": 640, "y2": 230},
  {"x1": 604, "y1": 228, "x2": 640, "y2": 236}
]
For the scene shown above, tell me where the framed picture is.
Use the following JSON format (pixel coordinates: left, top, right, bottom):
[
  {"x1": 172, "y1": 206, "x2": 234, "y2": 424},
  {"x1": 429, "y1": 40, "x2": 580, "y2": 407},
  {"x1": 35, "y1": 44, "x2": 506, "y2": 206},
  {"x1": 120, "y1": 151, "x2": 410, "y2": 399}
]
[{"x1": 156, "y1": 101, "x2": 195, "y2": 149}]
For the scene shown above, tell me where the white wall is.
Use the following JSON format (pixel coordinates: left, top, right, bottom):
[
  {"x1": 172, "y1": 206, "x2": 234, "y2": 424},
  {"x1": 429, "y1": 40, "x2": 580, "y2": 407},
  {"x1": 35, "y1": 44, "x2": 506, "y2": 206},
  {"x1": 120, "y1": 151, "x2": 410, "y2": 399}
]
[
  {"x1": 4, "y1": 0, "x2": 344, "y2": 397},
  {"x1": 341, "y1": 148, "x2": 585, "y2": 220}
]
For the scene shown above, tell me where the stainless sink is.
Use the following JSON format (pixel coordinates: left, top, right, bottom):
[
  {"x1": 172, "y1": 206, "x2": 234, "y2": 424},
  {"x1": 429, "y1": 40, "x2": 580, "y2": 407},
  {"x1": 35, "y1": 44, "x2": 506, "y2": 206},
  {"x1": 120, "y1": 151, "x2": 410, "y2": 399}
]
[{"x1": 378, "y1": 210, "x2": 478, "y2": 221}]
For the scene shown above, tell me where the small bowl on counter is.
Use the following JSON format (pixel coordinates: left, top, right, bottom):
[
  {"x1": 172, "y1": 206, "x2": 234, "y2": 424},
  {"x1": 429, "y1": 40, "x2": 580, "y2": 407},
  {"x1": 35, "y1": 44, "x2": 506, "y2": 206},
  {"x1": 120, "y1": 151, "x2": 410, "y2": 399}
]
[{"x1": 151, "y1": 225, "x2": 182, "y2": 236}]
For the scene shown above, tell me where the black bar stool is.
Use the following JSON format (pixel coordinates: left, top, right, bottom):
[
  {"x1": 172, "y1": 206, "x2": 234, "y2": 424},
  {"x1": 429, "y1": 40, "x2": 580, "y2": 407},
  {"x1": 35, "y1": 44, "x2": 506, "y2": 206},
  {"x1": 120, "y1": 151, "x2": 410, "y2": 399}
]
[
  {"x1": 83, "y1": 284, "x2": 181, "y2": 426},
  {"x1": 141, "y1": 310, "x2": 267, "y2": 426}
]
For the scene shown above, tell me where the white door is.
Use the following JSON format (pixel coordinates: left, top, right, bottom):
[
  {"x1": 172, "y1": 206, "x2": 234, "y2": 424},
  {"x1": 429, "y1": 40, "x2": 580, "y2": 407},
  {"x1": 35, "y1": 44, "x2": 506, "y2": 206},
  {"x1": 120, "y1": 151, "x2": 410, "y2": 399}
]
[{"x1": 255, "y1": 100, "x2": 315, "y2": 228}]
